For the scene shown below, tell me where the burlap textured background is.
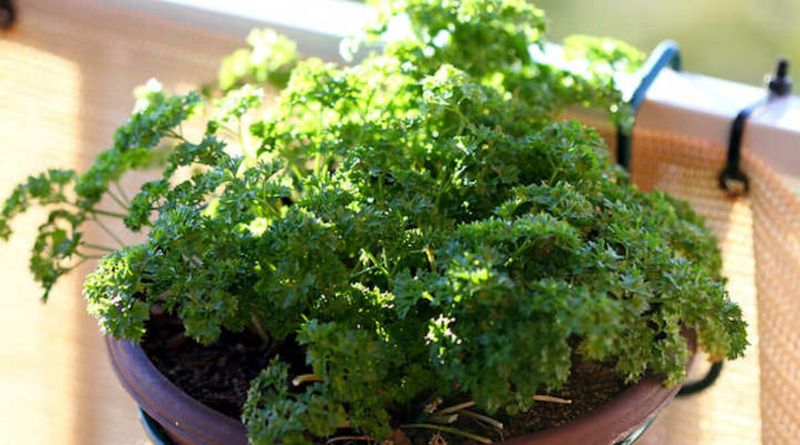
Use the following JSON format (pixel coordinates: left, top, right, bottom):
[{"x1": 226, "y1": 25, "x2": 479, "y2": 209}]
[
  {"x1": 1, "y1": 0, "x2": 796, "y2": 443},
  {"x1": 626, "y1": 130, "x2": 762, "y2": 445}
]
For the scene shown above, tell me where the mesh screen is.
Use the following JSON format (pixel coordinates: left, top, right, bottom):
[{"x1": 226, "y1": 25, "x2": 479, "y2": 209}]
[
  {"x1": 621, "y1": 128, "x2": 799, "y2": 445},
  {"x1": 748, "y1": 151, "x2": 800, "y2": 445}
]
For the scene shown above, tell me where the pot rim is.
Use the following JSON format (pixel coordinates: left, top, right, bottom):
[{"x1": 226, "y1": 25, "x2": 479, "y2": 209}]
[
  {"x1": 106, "y1": 335, "x2": 695, "y2": 445},
  {"x1": 106, "y1": 337, "x2": 248, "y2": 445}
]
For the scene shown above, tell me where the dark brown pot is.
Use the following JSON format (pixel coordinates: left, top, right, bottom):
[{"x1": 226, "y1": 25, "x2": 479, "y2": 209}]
[
  {"x1": 106, "y1": 338, "x2": 248, "y2": 445},
  {"x1": 106, "y1": 336, "x2": 695, "y2": 445}
]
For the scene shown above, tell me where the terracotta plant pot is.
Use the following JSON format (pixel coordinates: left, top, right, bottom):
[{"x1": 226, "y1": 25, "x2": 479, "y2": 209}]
[{"x1": 106, "y1": 337, "x2": 695, "y2": 445}]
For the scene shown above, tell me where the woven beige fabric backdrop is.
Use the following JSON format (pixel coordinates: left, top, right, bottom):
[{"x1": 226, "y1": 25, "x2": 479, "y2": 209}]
[
  {"x1": 0, "y1": 1, "x2": 240, "y2": 443},
  {"x1": 626, "y1": 130, "x2": 762, "y2": 445},
  {"x1": 1, "y1": 0, "x2": 795, "y2": 444}
]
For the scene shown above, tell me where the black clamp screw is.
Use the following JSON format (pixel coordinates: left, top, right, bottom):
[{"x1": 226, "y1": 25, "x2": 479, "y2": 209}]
[
  {"x1": 0, "y1": 0, "x2": 14, "y2": 29},
  {"x1": 719, "y1": 59, "x2": 792, "y2": 196},
  {"x1": 769, "y1": 59, "x2": 792, "y2": 96}
]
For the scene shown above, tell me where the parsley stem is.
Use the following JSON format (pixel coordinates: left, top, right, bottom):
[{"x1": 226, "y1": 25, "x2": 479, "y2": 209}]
[
  {"x1": 250, "y1": 314, "x2": 270, "y2": 345},
  {"x1": 74, "y1": 252, "x2": 104, "y2": 260},
  {"x1": 219, "y1": 124, "x2": 239, "y2": 141},
  {"x1": 113, "y1": 180, "x2": 131, "y2": 204},
  {"x1": 325, "y1": 436, "x2": 373, "y2": 444},
  {"x1": 165, "y1": 129, "x2": 187, "y2": 142},
  {"x1": 80, "y1": 242, "x2": 115, "y2": 252},
  {"x1": 90, "y1": 208, "x2": 128, "y2": 219},
  {"x1": 107, "y1": 190, "x2": 130, "y2": 210},
  {"x1": 92, "y1": 216, "x2": 126, "y2": 247},
  {"x1": 435, "y1": 400, "x2": 475, "y2": 415},
  {"x1": 64, "y1": 258, "x2": 87, "y2": 272},
  {"x1": 401, "y1": 424, "x2": 492, "y2": 444},
  {"x1": 237, "y1": 118, "x2": 245, "y2": 148},
  {"x1": 292, "y1": 374, "x2": 324, "y2": 386}
]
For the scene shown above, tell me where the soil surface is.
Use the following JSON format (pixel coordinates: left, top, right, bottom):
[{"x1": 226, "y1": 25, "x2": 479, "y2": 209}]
[
  {"x1": 142, "y1": 315, "x2": 629, "y2": 441},
  {"x1": 142, "y1": 313, "x2": 273, "y2": 418},
  {"x1": 501, "y1": 357, "x2": 629, "y2": 438}
]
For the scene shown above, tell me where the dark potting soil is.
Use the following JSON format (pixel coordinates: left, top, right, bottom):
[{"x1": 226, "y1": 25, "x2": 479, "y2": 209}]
[
  {"x1": 142, "y1": 314, "x2": 629, "y2": 441},
  {"x1": 142, "y1": 313, "x2": 273, "y2": 418},
  {"x1": 500, "y1": 358, "x2": 629, "y2": 438}
]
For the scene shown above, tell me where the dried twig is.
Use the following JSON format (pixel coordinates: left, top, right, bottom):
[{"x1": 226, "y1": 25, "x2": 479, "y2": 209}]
[
  {"x1": 460, "y1": 410, "x2": 504, "y2": 430},
  {"x1": 427, "y1": 414, "x2": 459, "y2": 425},
  {"x1": 402, "y1": 424, "x2": 492, "y2": 444},
  {"x1": 435, "y1": 400, "x2": 476, "y2": 415},
  {"x1": 428, "y1": 432, "x2": 448, "y2": 445},
  {"x1": 424, "y1": 397, "x2": 444, "y2": 414},
  {"x1": 292, "y1": 373, "x2": 324, "y2": 386},
  {"x1": 326, "y1": 435, "x2": 373, "y2": 444},
  {"x1": 533, "y1": 394, "x2": 572, "y2": 404}
]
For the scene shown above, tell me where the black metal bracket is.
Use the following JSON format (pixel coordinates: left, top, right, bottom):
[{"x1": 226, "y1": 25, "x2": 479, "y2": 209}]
[
  {"x1": 616, "y1": 41, "x2": 682, "y2": 171},
  {"x1": 718, "y1": 101, "x2": 762, "y2": 195},
  {"x1": 677, "y1": 361, "x2": 724, "y2": 398},
  {"x1": 0, "y1": 0, "x2": 14, "y2": 29},
  {"x1": 719, "y1": 59, "x2": 792, "y2": 196}
]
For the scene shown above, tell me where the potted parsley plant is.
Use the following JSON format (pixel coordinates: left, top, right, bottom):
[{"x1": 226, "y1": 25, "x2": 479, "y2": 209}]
[{"x1": 0, "y1": 1, "x2": 746, "y2": 444}]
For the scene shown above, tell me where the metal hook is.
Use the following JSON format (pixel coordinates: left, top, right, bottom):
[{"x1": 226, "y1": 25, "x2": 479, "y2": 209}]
[
  {"x1": 677, "y1": 361, "x2": 724, "y2": 398},
  {"x1": 719, "y1": 59, "x2": 792, "y2": 196},
  {"x1": 616, "y1": 40, "x2": 682, "y2": 171}
]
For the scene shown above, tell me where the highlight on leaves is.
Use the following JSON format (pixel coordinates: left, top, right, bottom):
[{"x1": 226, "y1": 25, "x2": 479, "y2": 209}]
[{"x1": 0, "y1": 1, "x2": 747, "y2": 444}]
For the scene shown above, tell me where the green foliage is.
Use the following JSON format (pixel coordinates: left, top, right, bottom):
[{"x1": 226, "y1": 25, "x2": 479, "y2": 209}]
[
  {"x1": 218, "y1": 28, "x2": 299, "y2": 91},
  {"x1": 0, "y1": 82, "x2": 200, "y2": 299},
  {"x1": 243, "y1": 360, "x2": 349, "y2": 445},
  {"x1": 563, "y1": 35, "x2": 645, "y2": 74},
  {"x1": 369, "y1": 0, "x2": 546, "y2": 77},
  {"x1": 0, "y1": 0, "x2": 747, "y2": 444}
]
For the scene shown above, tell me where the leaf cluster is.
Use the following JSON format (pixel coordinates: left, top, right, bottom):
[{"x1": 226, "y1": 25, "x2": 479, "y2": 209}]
[{"x1": 0, "y1": 1, "x2": 747, "y2": 444}]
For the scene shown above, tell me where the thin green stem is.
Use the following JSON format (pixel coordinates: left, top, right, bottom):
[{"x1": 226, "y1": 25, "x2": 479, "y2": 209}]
[
  {"x1": 92, "y1": 216, "x2": 126, "y2": 248},
  {"x1": 166, "y1": 129, "x2": 188, "y2": 142},
  {"x1": 237, "y1": 117, "x2": 246, "y2": 149},
  {"x1": 261, "y1": 199, "x2": 281, "y2": 219},
  {"x1": 219, "y1": 124, "x2": 240, "y2": 142},
  {"x1": 325, "y1": 436, "x2": 372, "y2": 444},
  {"x1": 74, "y1": 252, "x2": 104, "y2": 260},
  {"x1": 351, "y1": 265, "x2": 378, "y2": 279},
  {"x1": 80, "y1": 242, "x2": 115, "y2": 252},
  {"x1": 361, "y1": 249, "x2": 389, "y2": 276},
  {"x1": 107, "y1": 190, "x2": 130, "y2": 210},
  {"x1": 314, "y1": 152, "x2": 324, "y2": 177},
  {"x1": 89, "y1": 208, "x2": 128, "y2": 219},
  {"x1": 401, "y1": 424, "x2": 492, "y2": 444},
  {"x1": 64, "y1": 258, "x2": 88, "y2": 272},
  {"x1": 113, "y1": 181, "x2": 131, "y2": 204},
  {"x1": 250, "y1": 314, "x2": 270, "y2": 345}
]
